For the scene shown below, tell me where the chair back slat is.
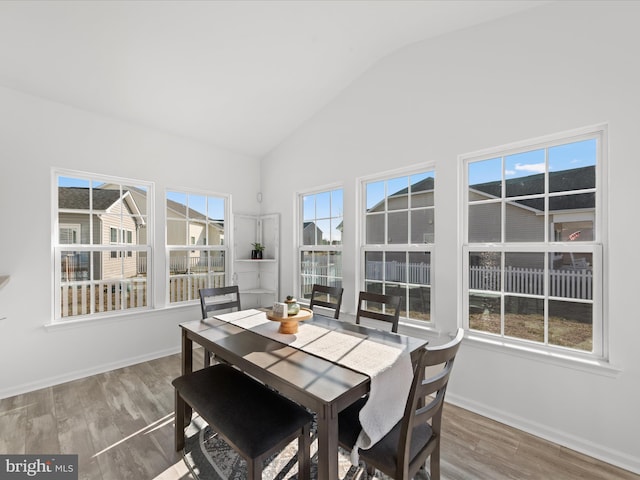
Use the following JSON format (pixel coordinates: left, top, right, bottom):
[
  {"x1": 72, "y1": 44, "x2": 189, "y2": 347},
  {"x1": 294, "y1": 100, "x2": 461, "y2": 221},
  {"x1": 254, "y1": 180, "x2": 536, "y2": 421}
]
[
  {"x1": 199, "y1": 286, "x2": 241, "y2": 319},
  {"x1": 356, "y1": 291, "x2": 402, "y2": 333},
  {"x1": 309, "y1": 284, "x2": 343, "y2": 319}
]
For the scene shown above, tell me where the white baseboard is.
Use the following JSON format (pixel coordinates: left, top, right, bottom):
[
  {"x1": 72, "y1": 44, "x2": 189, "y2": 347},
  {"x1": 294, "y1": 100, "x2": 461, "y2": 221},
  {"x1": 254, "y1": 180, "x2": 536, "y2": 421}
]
[
  {"x1": 0, "y1": 346, "x2": 182, "y2": 400},
  {"x1": 446, "y1": 392, "x2": 640, "y2": 475}
]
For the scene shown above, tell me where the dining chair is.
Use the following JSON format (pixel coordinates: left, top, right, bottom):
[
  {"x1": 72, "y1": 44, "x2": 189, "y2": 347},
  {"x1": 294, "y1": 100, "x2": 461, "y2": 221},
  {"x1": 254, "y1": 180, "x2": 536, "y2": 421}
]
[
  {"x1": 199, "y1": 285, "x2": 241, "y2": 318},
  {"x1": 355, "y1": 291, "x2": 402, "y2": 333},
  {"x1": 199, "y1": 286, "x2": 241, "y2": 367},
  {"x1": 173, "y1": 363, "x2": 313, "y2": 480},
  {"x1": 308, "y1": 284, "x2": 344, "y2": 319},
  {"x1": 338, "y1": 328, "x2": 464, "y2": 480}
]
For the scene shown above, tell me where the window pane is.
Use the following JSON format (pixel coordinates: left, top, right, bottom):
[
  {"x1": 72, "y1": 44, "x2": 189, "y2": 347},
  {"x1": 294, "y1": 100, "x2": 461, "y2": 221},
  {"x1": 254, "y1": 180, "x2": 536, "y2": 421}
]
[
  {"x1": 505, "y1": 149, "x2": 545, "y2": 197},
  {"x1": 549, "y1": 139, "x2": 596, "y2": 193},
  {"x1": 505, "y1": 201, "x2": 544, "y2": 242},
  {"x1": 330, "y1": 217, "x2": 343, "y2": 245},
  {"x1": 408, "y1": 252, "x2": 431, "y2": 286},
  {"x1": 388, "y1": 211, "x2": 408, "y2": 244},
  {"x1": 387, "y1": 176, "x2": 409, "y2": 211},
  {"x1": 469, "y1": 203, "x2": 501, "y2": 242},
  {"x1": 366, "y1": 181, "x2": 385, "y2": 212},
  {"x1": 551, "y1": 220, "x2": 593, "y2": 242},
  {"x1": 468, "y1": 157, "x2": 501, "y2": 198},
  {"x1": 410, "y1": 172, "x2": 434, "y2": 208},
  {"x1": 167, "y1": 191, "x2": 187, "y2": 219},
  {"x1": 411, "y1": 209, "x2": 434, "y2": 244},
  {"x1": 366, "y1": 214, "x2": 385, "y2": 244},
  {"x1": 303, "y1": 194, "x2": 315, "y2": 222},
  {"x1": 365, "y1": 251, "x2": 383, "y2": 281},
  {"x1": 167, "y1": 219, "x2": 187, "y2": 245},
  {"x1": 549, "y1": 192, "x2": 595, "y2": 213},
  {"x1": 469, "y1": 293, "x2": 501, "y2": 334},
  {"x1": 331, "y1": 189, "x2": 343, "y2": 217},
  {"x1": 469, "y1": 252, "x2": 501, "y2": 291},
  {"x1": 505, "y1": 253, "x2": 544, "y2": 295},
  {"x1": 206, "y1": 221, "x2": 225, "y2": 246},
  {"x1": 409, "y1": 286, "x2": 430, "y2": 321},
  {"x1": 505, "y1": 296, "x2": 544, "y2": 342},
  {"x1": 385, "y1": 251, "x2": 406, "y2": 282},
  {"x1": 316, "y1": 219, "x2": 331, "y2": 245},
  {"x1": 550, "y1": 252, "x2": 593, "y2": 299},
  {"x1": 549, "y1": 300, "x2": 592, "y2": 351},
  {"x1": 316, "y1": 191, "x2": 331, "y2": 218}
]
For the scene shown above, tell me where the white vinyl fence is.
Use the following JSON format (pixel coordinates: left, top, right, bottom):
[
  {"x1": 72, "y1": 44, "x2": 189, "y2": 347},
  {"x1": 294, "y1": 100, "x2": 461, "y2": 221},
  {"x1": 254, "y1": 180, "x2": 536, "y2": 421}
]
[
  {"x1": 60, "y1": 272, "x2": 226, "y2": 318},
  {"x1": 469, "y1": 265, "x2": 592, "y2": 300}
]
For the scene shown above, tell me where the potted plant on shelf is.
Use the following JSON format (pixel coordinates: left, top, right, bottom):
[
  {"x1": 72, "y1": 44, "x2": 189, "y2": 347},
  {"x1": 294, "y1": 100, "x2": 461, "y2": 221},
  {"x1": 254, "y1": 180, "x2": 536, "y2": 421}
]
[{"x1": 250, "y1": 242, "x2": 265, "y2": 259}]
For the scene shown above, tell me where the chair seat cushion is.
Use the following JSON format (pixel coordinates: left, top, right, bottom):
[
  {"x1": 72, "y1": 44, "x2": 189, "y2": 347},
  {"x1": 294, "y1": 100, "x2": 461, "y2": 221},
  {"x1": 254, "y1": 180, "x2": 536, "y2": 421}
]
[
  {"x1": 173, "y1": 364, "x2": 313, "y2": 458},
  {"x1": 338, "y1": 397, "x2": 433, "y2": 473}
]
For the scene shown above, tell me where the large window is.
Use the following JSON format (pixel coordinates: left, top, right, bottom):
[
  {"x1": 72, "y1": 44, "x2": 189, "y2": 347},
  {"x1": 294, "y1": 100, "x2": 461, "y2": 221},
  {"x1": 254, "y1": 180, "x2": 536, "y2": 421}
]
[
  {"x1": 361, "y1": 168, "x2": 435, "y2": 323},
  {"x1": 298, "y1": 187, "x2": 343, "y2": 301},
  {"x1": 54, "y1": 172, "x2": 151, "y2": 321},
  {"x1": 166, "y1": 190, "x2": 229, "y2": 304},
  {"x1": 462, "y1": 125, "x2": 606, "y2": 357}
]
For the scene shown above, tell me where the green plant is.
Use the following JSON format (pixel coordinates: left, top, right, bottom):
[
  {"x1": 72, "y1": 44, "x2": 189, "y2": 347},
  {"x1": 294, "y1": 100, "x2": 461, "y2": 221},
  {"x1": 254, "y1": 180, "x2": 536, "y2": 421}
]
[{"x1": 251, "y1": 242, "x2": 265, "y2": 252}]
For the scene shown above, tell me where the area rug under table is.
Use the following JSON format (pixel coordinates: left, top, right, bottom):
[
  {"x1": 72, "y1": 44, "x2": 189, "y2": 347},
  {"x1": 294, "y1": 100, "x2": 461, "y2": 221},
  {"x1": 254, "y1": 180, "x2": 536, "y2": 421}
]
[{"x1": 182, "y1": 416, "x2": 429, "y2": 480}]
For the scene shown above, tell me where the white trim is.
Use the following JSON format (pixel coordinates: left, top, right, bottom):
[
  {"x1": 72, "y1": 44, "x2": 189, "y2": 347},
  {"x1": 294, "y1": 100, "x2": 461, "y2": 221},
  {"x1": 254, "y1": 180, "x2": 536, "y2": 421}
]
[
  {"x1": 52, "y1": 168, "x2": 155, "y2": 323},
  {"x1": 357, "y1": 163, "x2": 436, "y2": 323},
  {"x1": 294, "y1": 185, "x2": 344, "y2": 300},
  {"x1": 459, "y1": 124, "x2": 607, "y2": 361}
]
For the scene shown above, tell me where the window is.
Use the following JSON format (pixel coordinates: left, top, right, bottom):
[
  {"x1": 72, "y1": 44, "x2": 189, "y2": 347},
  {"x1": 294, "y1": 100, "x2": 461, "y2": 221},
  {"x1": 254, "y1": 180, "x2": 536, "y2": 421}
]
[
  {"x1": 298, "y1": 188, "x2": 343, "y2": 301},
  {"x1": 166, "y1": 190, "x2": 229, "y2": 304},
  {"x1": 54, "y1": 172, "x2": 151, "y2": 321},
  {"x1": 462, "y1": 125, "x2": 605, "y2": 357},
  {"x1": 361, "y1": 168, "x2": 434, "y2": 323}
]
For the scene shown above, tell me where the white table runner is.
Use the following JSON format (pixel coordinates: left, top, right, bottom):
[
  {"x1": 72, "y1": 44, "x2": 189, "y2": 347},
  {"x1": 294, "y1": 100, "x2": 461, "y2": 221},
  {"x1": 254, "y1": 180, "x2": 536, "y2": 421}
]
[{"x1": 212, "y1": 309, "x2": 413, "y2": 464}]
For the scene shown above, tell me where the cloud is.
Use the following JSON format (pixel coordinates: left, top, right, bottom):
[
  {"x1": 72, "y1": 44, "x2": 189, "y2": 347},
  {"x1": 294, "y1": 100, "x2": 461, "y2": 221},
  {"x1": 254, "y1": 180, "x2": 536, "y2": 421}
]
[{"x1": 514, "y1": 162, "x2": 545, "y2": 173}]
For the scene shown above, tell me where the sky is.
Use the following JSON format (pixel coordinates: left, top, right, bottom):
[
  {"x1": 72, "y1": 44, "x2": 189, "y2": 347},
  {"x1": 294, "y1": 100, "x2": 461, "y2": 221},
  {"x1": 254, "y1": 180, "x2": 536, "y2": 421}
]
[{"x1": 468, "y1": 138, "x2": 596, "y2": 185}]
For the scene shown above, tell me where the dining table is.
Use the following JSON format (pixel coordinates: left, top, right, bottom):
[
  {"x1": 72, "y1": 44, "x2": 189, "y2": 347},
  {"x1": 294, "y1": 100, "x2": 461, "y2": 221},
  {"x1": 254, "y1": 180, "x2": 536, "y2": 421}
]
[{"x1": 177, "y1": 308, "x2": 428, "y2": 480}]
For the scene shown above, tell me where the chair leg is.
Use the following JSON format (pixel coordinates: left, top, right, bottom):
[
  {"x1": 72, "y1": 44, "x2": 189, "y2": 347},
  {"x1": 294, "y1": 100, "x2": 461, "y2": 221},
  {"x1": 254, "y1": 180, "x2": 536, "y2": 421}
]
[
  {"x1": 174, "y1": 391, "x2": 185, "y2": 451},
  {"x1": 430, "y1": 444, "x2": 440, "y2": 480},
  {"x1": 297, "y1": 423, "x2": 311, "y2": 480},
  {"x1": 247, "y1": 458, "x2": 262, "y2": 480},
  {"x1": 203, "y1": 349, "x2": 211, "y2": 368}
]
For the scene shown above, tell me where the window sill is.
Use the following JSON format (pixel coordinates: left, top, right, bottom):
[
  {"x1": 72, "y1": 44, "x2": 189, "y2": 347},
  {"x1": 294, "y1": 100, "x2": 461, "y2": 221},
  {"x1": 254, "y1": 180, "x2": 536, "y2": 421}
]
[
  {"x1": 464, "y1": 332, "x2": 621, "y2": 378},
  {"x1": 44, "y1": 303, "x2": 197, "y2": 330}
]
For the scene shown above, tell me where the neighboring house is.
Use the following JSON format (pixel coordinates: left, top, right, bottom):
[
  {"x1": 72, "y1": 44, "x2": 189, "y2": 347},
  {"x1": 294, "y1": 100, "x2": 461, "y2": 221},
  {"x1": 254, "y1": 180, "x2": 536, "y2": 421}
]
[
  {"x1": 366, "y1": 176, "x2": 435, "y2": 244},
  {"x1": 470, "y1": 165, "x2": 595, "y2": 270},
  {"x1": 302, "y1": 221, "x2": 324, "y2": 245},
  {"x1": 58, "y1": 187, "x2": 145, "y2": 281},
  {"x1": 101, "y1": 184, "x2": 225, "y2": 272}
]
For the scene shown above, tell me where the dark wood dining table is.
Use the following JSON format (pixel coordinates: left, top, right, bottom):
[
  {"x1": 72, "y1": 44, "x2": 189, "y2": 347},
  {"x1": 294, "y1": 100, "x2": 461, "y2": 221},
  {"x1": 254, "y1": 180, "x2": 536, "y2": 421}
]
[{"x1": 178, "y1": 310, "x2": 427, "y2": 480}]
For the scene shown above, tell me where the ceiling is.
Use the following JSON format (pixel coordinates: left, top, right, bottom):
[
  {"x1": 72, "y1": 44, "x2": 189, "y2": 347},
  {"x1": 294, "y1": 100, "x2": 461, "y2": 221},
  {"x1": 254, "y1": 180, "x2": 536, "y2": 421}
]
[{"x1": 0, "y1": 0, "x2": 548, "y2": 157}]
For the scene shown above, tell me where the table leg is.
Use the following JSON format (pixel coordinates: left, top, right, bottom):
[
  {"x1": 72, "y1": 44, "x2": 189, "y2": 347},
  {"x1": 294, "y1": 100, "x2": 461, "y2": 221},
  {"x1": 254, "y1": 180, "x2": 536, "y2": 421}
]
[
  {"x1": 181, "y1": 329, "x2": 193, "y2": 428},
  {"x1": 316, "y1": 403, "x2": 339, "y2": 480}
]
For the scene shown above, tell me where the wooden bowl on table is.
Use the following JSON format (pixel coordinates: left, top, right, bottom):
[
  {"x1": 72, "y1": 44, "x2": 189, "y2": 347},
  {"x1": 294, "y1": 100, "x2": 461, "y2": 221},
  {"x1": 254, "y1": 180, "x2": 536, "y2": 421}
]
[{"x1": 266, "y1": 307, "x2": 313, "y2": 334}]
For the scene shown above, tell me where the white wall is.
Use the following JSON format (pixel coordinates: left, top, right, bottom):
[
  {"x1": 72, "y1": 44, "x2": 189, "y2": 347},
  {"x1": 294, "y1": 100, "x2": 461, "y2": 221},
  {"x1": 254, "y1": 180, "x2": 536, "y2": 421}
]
[
  {"x1": 261, "y1": 1, "x2": 640, "y2": 474},
  {"x1": 0, "y1": 85, "x2": 261, "y2": 397}
]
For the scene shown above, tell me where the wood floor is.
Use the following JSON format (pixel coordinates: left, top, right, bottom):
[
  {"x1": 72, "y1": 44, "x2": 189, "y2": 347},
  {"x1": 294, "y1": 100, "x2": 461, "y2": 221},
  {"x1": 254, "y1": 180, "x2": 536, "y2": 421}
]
[{"x1": 1, "y1": 349, "x2": 637, "y2": 480}]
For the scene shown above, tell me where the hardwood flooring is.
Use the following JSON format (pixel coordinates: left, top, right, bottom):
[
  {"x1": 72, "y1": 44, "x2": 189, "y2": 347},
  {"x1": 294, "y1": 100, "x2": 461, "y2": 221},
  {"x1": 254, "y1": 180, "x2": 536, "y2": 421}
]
[{"x1": 1, "y1": 349, "x2": 637, "y2": 480}]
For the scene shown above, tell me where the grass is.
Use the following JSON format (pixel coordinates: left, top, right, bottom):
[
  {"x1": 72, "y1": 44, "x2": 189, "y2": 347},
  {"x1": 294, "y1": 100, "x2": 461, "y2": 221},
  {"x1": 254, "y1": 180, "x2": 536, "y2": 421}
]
[{"x1": 470, "y1": 312, "x2": 593, "y2": 351}]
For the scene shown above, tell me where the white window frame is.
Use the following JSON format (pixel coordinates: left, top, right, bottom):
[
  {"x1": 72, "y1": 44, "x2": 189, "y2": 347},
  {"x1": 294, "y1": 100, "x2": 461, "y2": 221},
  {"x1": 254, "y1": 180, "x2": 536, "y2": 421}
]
[
  {"x1": 165, "y1": 188, "x2": 231, "y2": 305},
  {"x1": 460, "y1": 124, "x2": 608, "y2": 361},
  {"x1": 52, "y1": 169, "x2": 153, "y2": 323},
  {"x1": 295, "y1": 184, "x2": 344, "y2": 302},
  {"x1": 358, "y1": 163, "x2": 436, "y2": 327}
]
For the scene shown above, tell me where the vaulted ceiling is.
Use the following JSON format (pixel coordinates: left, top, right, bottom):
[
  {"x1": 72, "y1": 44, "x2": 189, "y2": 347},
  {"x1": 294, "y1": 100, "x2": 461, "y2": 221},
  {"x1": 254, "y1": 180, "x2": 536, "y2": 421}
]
[{"x1": 0, "y1": 1, "x2": 548, "y2": 157}]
